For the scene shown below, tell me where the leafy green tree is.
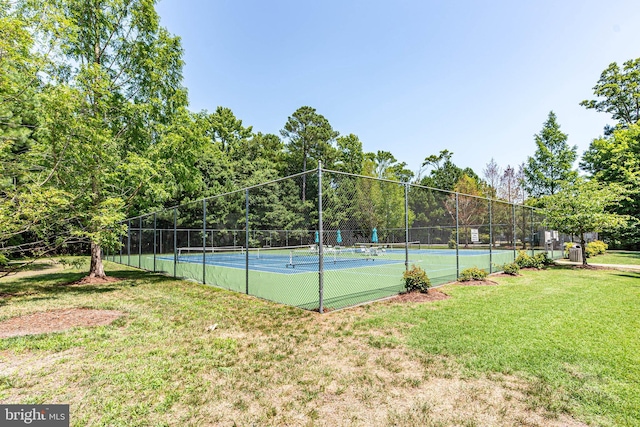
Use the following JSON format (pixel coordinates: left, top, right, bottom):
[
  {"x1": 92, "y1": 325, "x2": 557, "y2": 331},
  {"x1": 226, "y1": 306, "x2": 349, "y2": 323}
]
[
  {"x1": 0, "y1": 4, "x2": 77, "y2": 258},
  {"x1": 581, "y1": 124, "x2": 640, "y2": 247},
  {"x1": 542, "y1": 179, "x2": 631, "y2": 265},
  {"x1": 524, "y1": 111, "x2": 578, "y2": 197},
  {"x1": 204, "y1": 106, "x2": 253, "y2": 157},
  {"x1": 419, "y1": 150, "x2": 478, "y2": 191},
  {"x1": 11, "y1": 0, "x2": 196, "y2": 278},
  {"x1": 335, "y1": 134, "x2": 364, "y2": 175},
  {"x1": 580, "y1": 58, "x2": 640, "y2": 130},
  {"x1": 281, "y1": 106, "x2": 339, "y2": 201},
  {"x1": 354, "y1": 157, "x2": 411, "y2": 241}
]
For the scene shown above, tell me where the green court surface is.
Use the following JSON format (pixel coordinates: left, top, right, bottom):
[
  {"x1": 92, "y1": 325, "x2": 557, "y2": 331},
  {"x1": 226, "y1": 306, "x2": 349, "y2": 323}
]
[{"x1": 110, "y1": 247, "x2": 544, "y2": 310}]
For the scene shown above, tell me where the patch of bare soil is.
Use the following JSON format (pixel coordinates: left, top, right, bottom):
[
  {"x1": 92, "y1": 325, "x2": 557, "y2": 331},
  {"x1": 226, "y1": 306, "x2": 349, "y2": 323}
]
[
  {"x1": 0, "y1": 308, "x2": 124, "y2": 339},
  {"x1": 571, "y1": 264, "x2": 607, "y2": 270},
  {"x1": 454, "y1": 279, "x2": 499, "y2": 286},
  {"x1": 491, "y1": 272, "x2": 520, "y2": 277},
  {"x1": 390, "y1": 289, "x2": 450, "y2": 303},
  {"x1": 0, "y1": 291, "x2": 36, "y2": 299},
  {"x1": 68, "y1": 276, "x2": 122, "y2": 285}
]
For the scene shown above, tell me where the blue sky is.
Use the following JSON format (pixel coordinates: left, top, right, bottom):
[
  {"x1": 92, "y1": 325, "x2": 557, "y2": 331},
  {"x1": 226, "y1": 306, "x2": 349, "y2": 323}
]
[{"x1": 156, "y1": 0, "x2": 640, "y2": 177}]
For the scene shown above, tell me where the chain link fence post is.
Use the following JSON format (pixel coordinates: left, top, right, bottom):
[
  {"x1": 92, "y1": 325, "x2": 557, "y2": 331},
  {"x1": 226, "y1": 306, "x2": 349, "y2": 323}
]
[
  {"x1": 173, "y1": 207, "x2": 177, "y2": 278},
  {"x1": 138, "y1": 217, "x2": 142, "y2": 269},
  {"x1": 128, "y1": 218, "x2": 133, "y2": 267},
  {"x1": 119, "y1": 224, "x2": 123, "y2": 264},
  {"x1": 153, "y1": 212, "x2": 157, "y2": 272},
  {"x1": 404, "y1": 183, "x2": 409, "y2": 271},
  {"x1": 489, "y1": 199, "x2": 493, "y2": 273},
  {"x1": 318, "y1": 161, "x2": 324, "y2": 314},
  {"x1": 530, "y1": 207, "x2": 535, "y2": 257},
  {"x1": 455, "y1": 193, "x2": 459, "y2": 278},
  {"x1": 245, "y1": 189, "x2": 249, "y2": 295},
  {"x1": 203, "y1": 199, "x2": 207, "y2": 284},
  {"x1": 512, "y1": 203, "x2": 516, "y2": 260}
]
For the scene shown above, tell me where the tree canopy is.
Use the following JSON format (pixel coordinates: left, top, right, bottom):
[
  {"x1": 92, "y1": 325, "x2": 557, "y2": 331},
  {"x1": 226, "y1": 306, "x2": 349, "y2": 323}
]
[
  {"x1": 580, "y1": 58, "x2": 640, "y2": 130},
  {"x1": 524, "y1": 111, "x2": 577, "y2": 198},
  {"x1": 542, "y1": 179, "x2": 631, "y2": 264}
]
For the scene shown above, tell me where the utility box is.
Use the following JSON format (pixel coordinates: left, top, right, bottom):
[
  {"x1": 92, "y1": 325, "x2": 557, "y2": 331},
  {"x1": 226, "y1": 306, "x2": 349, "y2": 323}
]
[{"x1": 569, "y1": 245, "x2": 583, "y2": 263}]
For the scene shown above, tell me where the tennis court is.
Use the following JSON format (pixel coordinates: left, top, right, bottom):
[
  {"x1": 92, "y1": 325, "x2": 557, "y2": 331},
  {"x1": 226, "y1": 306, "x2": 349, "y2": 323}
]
[
  {"x1": 109, "y1": 167, "x2": 565, "y2": 312},
  {"x1": 122, "y1": 244, "x2": 522, "y2": 310}
]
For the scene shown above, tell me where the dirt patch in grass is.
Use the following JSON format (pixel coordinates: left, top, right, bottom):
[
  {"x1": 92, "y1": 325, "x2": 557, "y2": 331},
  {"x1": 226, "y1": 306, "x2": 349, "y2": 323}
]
[
  {"x1": 194, "y1": 308, "x2": 588, "y2": 427},
  {"x1": 454, "y1": 279, "x2": 499, "y2": 286},
  {"x1": 0, "y1": 308, "x2": 124, "y2": 338},
  {"x1": 491, "y1": 273, "x2": 520, "y2": 277},
  {"x1": 0, "y1": 292, "x2": 36, "y2": 299},
  {"x1": 389, "y1": 289, "x2": 450, "y2": 303}
]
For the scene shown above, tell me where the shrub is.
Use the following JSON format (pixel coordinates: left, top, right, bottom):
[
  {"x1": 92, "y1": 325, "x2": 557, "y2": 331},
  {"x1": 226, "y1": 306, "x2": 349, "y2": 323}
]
[
  {"x1": 586, "y1": 240, "x2": 608, "y2": 258},
  {"x1": 534, "y1": 252, "x2": 554, "y2": 267},
  {"x1": 447, "y1": 239, "x2": 456, "y2": 249},
  {"x1": 458, "y1": 266, "x2": 488, "y2": 282},
  {"x1": 515, "y1": 251, "x2": 539, "y2": 268},
  {"x1": 403, "y1": 265, "x2": 431, "y2": 293},
  {"x1": 501, "y1": 262, "x2": 520, "y2": 275},
  {"x1": 0, "y1": 254, "x2": 8, "y2": 269}
]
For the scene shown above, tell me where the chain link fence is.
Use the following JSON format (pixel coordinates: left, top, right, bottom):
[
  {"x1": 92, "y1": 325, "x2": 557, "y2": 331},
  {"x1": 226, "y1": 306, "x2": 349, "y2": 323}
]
[{"x1": 107, "y1": 165, "x2": 565, "y2": 312}]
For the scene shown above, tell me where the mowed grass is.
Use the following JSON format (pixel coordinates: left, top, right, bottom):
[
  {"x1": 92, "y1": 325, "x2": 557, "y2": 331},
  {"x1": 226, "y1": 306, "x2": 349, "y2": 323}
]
[
  {"x1": 363, "y1": 266, "x2": 640, "y2": 427},
  {"x1": 589, "y1": 250, "x2": 640, "y2": 266},
  {"x1": 0, "y1": 261, "x2": 638, "y2": 426}
]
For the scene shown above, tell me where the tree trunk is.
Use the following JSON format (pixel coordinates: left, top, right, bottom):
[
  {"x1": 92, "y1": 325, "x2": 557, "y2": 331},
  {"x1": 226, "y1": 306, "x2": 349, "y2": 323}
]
[
  {"x1": 580, "y1": 233, "x2": 587, "y2": 266},
  {"x1": 89, "y1": 242, "x2": 106, "y2": 278}
]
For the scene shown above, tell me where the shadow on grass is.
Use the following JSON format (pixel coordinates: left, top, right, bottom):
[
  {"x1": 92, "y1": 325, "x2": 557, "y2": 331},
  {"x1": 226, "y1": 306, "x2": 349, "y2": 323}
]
[
  {"x1": 5, "y1": 262, "x2": 59, "y2": 273},
  {"x1": 0, "y1": 267, "x2": 176, "y2": 305},
  {"x1": 613, "y1": 272, "x2": 640, "y2": 280}
]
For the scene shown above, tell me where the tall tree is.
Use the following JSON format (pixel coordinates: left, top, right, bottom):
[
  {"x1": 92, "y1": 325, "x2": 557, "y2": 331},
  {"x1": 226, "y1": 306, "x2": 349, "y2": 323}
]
[
  {"x1": 483, "y1": 158, "x2": 502, "y2": 198},
  {"x1": 335, "y1": 134, "x2": 364, "y2": 175},
  {"x1": 204, "y1": 106, "x2": 253, "y2": 156},
  {"x1": 419, "y1": 150, "x2": 478, "y2": 191},
  {"x1": 281, "y1": 106, "x2": 338, "y2": 201},
  {"x1": 581, "y1": 124, "x2": 640, "y2": 247},
  {"x1": 524, "y1": 111, "x2": 578, "y2": 197},
  {"x1": 580, "y1": 58, "x2": 640, "y2": 130},
  {"x1": 444, "y1": 175, "x2": 487, "y2": 247},
  {"x1": 542, "y1": 179, "x2": 631, "y2": 265},
  {"x1": 498, "y1": 164, "x2": 525, "y2": 203},
  {"x1": 12, "y1": 0, "x2": 194, "y2": 278}
]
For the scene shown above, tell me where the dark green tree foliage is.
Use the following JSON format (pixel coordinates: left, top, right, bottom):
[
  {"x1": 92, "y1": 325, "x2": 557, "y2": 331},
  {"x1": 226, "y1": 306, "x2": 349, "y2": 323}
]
[
  {"x1": 281, "y1": 106, "x2": 339, "y2": 201},
  {"x1": 335, "y1": 134, "x2": 364, "y2": 175},
  {"x1": 542, "y1": 179, "x2": 631, "y2": 264},
  {"x1": 419, "y1": 150, "x2": 478, "y2": 191},
  {"x1": 9, "y1": 0, "x2": 198, "y2": 277},
  {"x1": 580, "y1": 58, "x2": 640, "y2": 130},
  {"x1": 581, "y1": 124, "x2": 640, "y2": 247},
  {"x1": 524, "y1": 111, "x2": 578, "y2": 198},
  {"x1": 410, "y1": 150, "x2": 476, "y2": 234},
  {"x1": 0, "y1": 5, "x2": 88, "y2": 257}
]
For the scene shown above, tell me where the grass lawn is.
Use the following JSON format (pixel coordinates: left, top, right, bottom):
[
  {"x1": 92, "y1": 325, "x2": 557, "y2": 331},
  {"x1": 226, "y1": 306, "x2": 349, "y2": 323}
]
[
  {"x1": 0, "y1": 261, "x2": 638, "y2": 426},
  {"x1": 589, "y1": 250, "x2": 640, "y2": 266}
]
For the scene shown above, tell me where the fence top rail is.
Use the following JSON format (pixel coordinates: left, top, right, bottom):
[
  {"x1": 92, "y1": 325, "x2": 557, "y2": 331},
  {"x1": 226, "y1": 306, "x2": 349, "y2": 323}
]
[
  {"x1": 321, "y1": 167, "x2": 543, "y2": 209},
  {"x1": 119, "y1": 167, "x2": 544, "y2": 225}
]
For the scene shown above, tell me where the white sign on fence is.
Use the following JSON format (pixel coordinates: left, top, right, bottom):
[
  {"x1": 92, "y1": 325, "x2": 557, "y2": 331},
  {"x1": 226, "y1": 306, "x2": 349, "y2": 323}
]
[{"x1": 471, "y1": 228, "x2": 479, "y2": 243}]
